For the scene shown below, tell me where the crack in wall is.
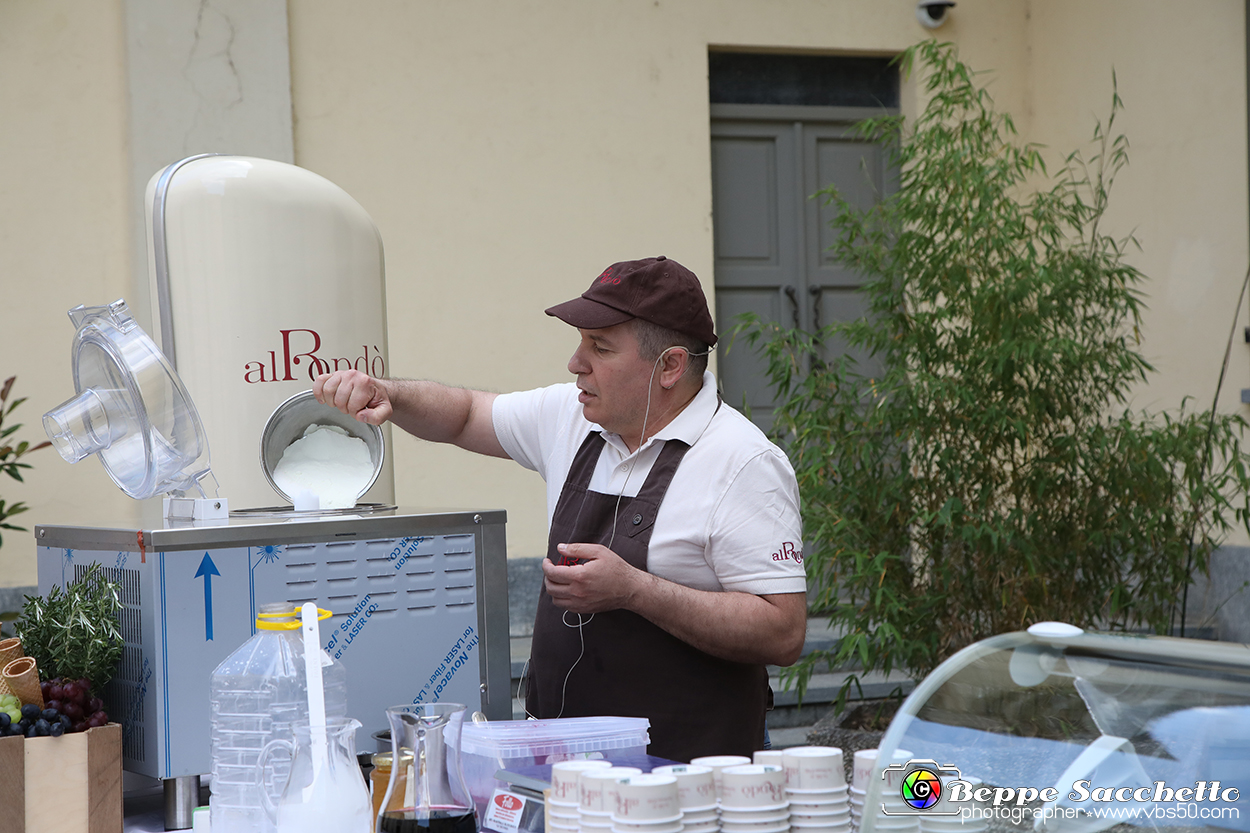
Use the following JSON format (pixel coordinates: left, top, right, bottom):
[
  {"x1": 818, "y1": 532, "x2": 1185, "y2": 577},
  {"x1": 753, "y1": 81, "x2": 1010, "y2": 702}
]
[{"x1": 183, "y1": 0, "x2": 244, "y2": 151}]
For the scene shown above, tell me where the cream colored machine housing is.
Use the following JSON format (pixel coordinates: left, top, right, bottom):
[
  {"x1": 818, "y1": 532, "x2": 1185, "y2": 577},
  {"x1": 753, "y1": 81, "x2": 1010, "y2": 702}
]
[{"x1": 145, "y1": 155, "x2": 395, "y2": 509}]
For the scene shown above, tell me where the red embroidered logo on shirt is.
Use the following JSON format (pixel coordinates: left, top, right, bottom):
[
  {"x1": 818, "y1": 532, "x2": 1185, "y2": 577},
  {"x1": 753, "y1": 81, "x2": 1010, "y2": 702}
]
[{"x1": 772, "y1": 542, "x2": 802, "y2": 564}]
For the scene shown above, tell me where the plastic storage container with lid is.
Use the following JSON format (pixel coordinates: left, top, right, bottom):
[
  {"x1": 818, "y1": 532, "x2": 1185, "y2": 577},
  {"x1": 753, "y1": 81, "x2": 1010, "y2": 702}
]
[
  {"x1": 209, "y1": 603, "x2": 349, "y2": 833},
  {"x1": 459, "y1": 716, "x2": 650, "y2": 817}
]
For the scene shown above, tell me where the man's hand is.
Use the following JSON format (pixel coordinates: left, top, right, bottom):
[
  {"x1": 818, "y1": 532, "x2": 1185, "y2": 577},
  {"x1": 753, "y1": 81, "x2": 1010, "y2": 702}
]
[
  {"x1": 314, "y1": 370, "x2": 393, "y2": 425},
  {"x1": 542, "y1": 543, "x2": 645, "y2": 614},
  {"x1": 543, "y1": 541, "x2": 807, "y2": 666}
]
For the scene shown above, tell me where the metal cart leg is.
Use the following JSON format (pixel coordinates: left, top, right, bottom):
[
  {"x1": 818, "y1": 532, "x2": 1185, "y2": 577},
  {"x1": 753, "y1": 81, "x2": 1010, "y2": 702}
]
[{"x1": 163, "y1": 775, "x2": 201, "y2": 830}]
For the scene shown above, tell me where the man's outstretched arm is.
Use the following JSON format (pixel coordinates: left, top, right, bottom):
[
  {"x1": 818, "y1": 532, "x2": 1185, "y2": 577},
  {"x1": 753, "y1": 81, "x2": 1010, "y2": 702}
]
[{"x1": 314, "y1": 369, "x2": 508, "y2": 458}]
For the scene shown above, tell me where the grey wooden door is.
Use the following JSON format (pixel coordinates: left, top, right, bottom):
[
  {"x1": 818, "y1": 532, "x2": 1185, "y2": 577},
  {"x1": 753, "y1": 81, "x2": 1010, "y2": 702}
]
[{"x1": 712, "y1": 108, "x2": 891, "y2": 433}]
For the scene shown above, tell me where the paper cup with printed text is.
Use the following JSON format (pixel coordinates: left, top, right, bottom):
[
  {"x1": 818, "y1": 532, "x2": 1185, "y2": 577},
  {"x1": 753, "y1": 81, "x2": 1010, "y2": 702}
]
[
  {"x1": 718, "y1": 765, "x2": 788, "y2": 811},
  {"x1": 783, "y1": 746, "x2": 845, "y2": 790},
  {"x1": 690, "y1": 755, "x2": 752, "y2": 797},
  {"x1": 612, "y1": 774, "x2": 682, "y2": 824},
  {"x1": 581, "y1": 767, "x2": 644, "y2": 813},
  {"x1": 651, "y1": 764, "x2": 717, "y2": 810},
  {"x1": 552, "y1": 760, "x2": 614, "y2": 805}
]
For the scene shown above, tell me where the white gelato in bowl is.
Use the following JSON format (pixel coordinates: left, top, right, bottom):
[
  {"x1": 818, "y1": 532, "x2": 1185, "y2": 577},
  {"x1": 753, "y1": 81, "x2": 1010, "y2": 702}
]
[
  {"x1": 260, "y1": 390, "x2": 385, "y2": 510},
  {"x1": 272, "y1": 424, "x2": 375, "y2": 510}
]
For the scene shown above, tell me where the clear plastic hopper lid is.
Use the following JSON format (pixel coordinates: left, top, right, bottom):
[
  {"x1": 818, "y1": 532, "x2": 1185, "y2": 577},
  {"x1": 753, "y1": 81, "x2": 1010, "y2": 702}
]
[{"x1": 42, "y1": 299, "x2": 217, "y2": 500}]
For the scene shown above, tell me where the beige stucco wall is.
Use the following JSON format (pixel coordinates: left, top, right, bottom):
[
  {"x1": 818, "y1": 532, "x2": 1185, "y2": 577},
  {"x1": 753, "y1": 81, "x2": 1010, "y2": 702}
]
[
  {"x1": 1, "y1": 0, "x2": 1247, "y2": 587},
  {"x1": 0, "y1": 0, "x2": 138, "y2": 586}
]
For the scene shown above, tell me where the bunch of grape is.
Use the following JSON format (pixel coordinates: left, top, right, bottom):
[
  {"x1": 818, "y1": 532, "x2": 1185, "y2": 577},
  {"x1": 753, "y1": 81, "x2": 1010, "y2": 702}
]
[
  {"x1": 0, "y1": 678, "x2": 110, "y2": 738},
  {"x1": 0, "y1": 692, "x2": 21, "y2": 726}
]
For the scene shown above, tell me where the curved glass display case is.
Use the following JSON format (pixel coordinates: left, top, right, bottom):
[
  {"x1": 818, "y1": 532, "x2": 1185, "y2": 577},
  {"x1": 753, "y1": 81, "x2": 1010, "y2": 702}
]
[{"x1": 862, "y1": 625, "x2": 1250, "y2": 833}]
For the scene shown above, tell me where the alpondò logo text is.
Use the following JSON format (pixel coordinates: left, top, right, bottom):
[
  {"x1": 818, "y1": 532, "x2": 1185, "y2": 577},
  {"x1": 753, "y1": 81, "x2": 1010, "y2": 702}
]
[{"x1": 243, "y1": 328, "x2": 386, "y2": 384}]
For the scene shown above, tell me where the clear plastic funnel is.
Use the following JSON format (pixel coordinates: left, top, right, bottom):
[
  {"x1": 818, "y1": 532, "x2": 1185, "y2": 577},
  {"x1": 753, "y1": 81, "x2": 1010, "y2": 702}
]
[{"x1": 42, "y1": 299, "x2": 217, "y2": 499}]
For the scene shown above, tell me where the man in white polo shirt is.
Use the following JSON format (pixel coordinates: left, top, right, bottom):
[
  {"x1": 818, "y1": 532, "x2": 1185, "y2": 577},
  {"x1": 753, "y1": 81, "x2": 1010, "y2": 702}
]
[{"x1": 314, "y1": 256, "x2": 806, "y2": 761}]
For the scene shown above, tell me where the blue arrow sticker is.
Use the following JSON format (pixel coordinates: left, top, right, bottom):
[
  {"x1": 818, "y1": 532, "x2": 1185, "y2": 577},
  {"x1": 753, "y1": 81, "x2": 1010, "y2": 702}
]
[{"x1": 195, "y1": 552, "x2": 221, "y2": 641}]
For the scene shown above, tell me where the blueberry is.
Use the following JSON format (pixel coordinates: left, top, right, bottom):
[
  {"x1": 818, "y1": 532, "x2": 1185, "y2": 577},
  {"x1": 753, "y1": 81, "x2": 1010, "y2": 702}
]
[
  {"x1": 25, "y1": 724, "x2": 37, "y2": 738},
  {"x1": 0, "y1": 712, "x2": 9, "y2": 728},
  {"x1": 41, "y1": 709, "x2": 58, "y2": 722},
  {"x1": 49, "y1": 722, "x2": 64, "y2": 737},
  {"x1": 59, "y1": 715, "x2": 72, "y2": 729},
  {"x1": 17, "y1": 718, "x2": 31, "y2": 732},
  {"x1": 20, "y1": 704, "x2": 39, "y2": 721},
  {"x1": 34, "y1": 718, "x2": 50, "y2": 736}
]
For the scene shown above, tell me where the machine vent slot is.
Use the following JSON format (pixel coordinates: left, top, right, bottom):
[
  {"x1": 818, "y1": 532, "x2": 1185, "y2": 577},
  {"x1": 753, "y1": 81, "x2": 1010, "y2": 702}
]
[
  {"x1": 443, "y1": 536, "x2": 474, "y2": 554},
  {"x1": 78, "y1": 563, "x2": 145, "y2": 765},
  {"x1": 370, "y1": 590, "x2": 398, "y2": 612}
]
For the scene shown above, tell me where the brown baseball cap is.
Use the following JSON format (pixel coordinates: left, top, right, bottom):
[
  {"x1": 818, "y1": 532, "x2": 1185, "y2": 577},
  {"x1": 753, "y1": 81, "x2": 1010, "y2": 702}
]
[{"x1": 545, "y1": 256, "x2": 718, "y2": 346}]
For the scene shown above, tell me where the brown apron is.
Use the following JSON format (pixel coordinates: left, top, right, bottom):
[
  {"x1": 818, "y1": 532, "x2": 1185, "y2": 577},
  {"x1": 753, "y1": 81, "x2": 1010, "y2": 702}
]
[{"x1": 526, "y1": 430, "x2": 769, "y2": 762}]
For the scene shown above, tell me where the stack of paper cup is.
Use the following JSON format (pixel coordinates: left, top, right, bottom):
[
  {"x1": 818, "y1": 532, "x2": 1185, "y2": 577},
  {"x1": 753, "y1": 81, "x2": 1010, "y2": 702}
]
[
  {"x1": 917, "y1": 776, "x2": 986, "y2": 833},
  {"x1": 691, "y1": 755, "x2": 752, "y2": 800},
  {"x1": 753, "y1": 750, "x2": 785, "y2": 767},
  {"x1": 876, "y1": 762, "x2": 920, "y2": 833},
  {"x1": 550, "y1": 761, "x2": 614, "y2": 833},
  {"x1": 612, "y1": 774, "x2": 683, "y2": 833},
  {"x1": 580, "y1": 768, "x2": 644, "y2": 833},
  {"x1": 849, "y1": 749, "x2": 917, "y2": 833},
  {"x1": 718, "y1": 765, "x2": 789, "y2": 833},
  {"x1": 652, "y1": 765, "x2": 719, "y2": 832},
  {"x1": 783, "y1": 747, "x2": 849, "y2": 833}
]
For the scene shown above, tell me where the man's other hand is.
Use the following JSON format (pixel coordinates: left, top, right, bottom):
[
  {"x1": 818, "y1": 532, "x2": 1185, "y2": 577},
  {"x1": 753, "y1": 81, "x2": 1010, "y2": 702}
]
[
  {"x1": 313, "y1": 370, "x2": 393, "y2": 425},
  {"x1": 542, "y1": 542, "x2": 643, "y2": 614}
]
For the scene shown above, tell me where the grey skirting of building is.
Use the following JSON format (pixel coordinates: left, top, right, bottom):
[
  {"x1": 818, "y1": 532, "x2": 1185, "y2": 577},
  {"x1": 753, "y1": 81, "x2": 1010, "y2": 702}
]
[{"x1": 0, "y1": 585, "x2": 35, "y2": 618}]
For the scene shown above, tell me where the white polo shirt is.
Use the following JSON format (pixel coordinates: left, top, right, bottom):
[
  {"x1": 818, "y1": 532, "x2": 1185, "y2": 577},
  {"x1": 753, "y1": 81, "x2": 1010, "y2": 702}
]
[{"x1": 492, "y1": 371, "x2": 806, "y2": 595}]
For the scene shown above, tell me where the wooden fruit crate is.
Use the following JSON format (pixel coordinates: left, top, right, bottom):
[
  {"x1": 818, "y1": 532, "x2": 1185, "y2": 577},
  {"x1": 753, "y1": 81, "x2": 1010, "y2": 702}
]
[{"x1": 0, "y1": 723, "x2": 122, "y2": 833}]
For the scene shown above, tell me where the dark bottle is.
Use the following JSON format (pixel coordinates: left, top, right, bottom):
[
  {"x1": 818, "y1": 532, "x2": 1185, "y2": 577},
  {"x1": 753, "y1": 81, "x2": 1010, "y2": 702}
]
[{"x1": 378, "y1": 808, "x2": 478, "y2": 833}]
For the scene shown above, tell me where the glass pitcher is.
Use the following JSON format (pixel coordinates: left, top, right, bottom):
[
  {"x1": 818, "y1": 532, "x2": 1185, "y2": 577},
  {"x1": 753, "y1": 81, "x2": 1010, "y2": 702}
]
[
  {"x1": 378, "y1": 703, "x2": 479, "y2": 833},
  {"x1": 258, "y1": 716, "x2": 373, "y2": 833}
]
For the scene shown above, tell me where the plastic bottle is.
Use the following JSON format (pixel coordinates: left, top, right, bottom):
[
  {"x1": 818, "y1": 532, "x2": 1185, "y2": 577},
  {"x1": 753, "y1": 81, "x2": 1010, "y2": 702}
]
[{"x1": 209, "y1": 603, "x2": 350, "y2": 833}]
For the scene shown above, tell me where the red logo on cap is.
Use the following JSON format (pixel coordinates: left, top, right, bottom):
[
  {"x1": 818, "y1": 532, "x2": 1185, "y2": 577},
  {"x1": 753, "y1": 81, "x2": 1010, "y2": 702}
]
[{"x1": 598, "y1": 268, "x2": 621, "y2": 285}]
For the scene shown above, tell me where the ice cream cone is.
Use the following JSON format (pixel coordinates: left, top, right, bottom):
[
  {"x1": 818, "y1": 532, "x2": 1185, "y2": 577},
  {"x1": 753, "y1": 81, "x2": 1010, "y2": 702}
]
[
  {"x1": 0, "y1": 637, "x2": 22, "y2": 666},
  {"x1": 2, "y1": 656, "x2": 43, "y2": 709},
  {"x1": 0, "y1": 639, "x2": 25, "y2": 699}
]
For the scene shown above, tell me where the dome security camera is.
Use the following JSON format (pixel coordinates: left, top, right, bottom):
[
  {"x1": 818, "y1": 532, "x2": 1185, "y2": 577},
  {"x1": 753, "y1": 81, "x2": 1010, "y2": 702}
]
[{"x1": 916, "y1": 0, "x2": 955, "y2": 29}]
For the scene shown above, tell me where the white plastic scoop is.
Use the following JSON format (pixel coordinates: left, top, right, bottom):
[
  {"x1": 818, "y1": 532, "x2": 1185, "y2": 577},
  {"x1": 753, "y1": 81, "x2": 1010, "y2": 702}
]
[{"x1": 301, "y1": 602, "x2": 329, "y2": 799}]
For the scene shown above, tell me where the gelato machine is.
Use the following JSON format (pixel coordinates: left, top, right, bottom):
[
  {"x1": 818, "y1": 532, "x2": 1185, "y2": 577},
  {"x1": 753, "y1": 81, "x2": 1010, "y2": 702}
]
[{"x1": 33, "y1": 157, "x2": 514, "y2": 829}]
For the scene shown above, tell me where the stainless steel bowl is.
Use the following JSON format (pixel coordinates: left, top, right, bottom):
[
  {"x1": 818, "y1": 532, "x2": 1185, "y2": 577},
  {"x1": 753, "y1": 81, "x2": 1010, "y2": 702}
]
[{"x1": 260, "y1": 390, "x2": 385, "y2": 506}]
